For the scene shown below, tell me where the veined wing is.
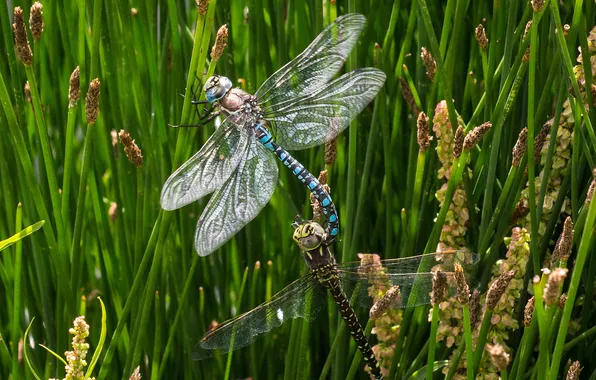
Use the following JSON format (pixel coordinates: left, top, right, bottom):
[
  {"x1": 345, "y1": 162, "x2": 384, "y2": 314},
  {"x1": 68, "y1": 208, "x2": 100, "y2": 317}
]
[
  {"x1": 194, "y1": 274, "x2": 326, "y2": 359},
  {"x1": 160, "y1": 115, "x2": 251, "y2": 211},
  {"x1": 255, "y1": 13, "x2": 366, "y2": 107},
  {"x1": 262, "y1": 68, "x2": 386, "y2": 150},
  {"x1": 337, "y1": 251, "x2": 479, "y2": 309},
  {"x1": 194, "y1": 139, "x2": 279, "y2": 256}
]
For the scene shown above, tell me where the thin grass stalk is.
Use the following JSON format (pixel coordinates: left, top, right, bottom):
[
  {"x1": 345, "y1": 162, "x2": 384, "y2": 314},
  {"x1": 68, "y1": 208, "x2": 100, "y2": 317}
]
[
  {"x1": 571, "y1": 101, "x2": 581, "y2": 219},
  {"x1": 133, "y1": 167, "x2": 145, "y2": 267},
  {"x1": 97, "y1": 211, "x2": 162, "y2": 380},
  {"x1": 462, "y1": 305, "x2": 474, "y2": 380},
  {"x1": 509, "y1": 317, "x2": 537, "y2": 379},
  {"x1": 550, "y1": 176, "x2": 596, "y2": 376},
  {"x1": 319, "y1": 320, "x2": 346, "y2": 380},
  {"x1": 158, "y1": 254, "x2": 199, "y2": 378},
  {"x1": 10, "y1": 203, "x2": 23, "y2": 379},
  {"x1": 223, "y1": 267, "x2": 249, "y2": 380},
  {"x1": 532, "y1": 273, "x2": 550, "y2": 379},
  {"x1": 150, "y1": 291, "x2": 163, "y2": 380},
  {"x1": 426, "y1": 303, "x2": 440, "y2": 380},
  {"x1": 471, "y1": 308, "x2": 494, "y2": 371},
  {"x1": 285, "y1": 316, "x2": 303, "y2": 380}
]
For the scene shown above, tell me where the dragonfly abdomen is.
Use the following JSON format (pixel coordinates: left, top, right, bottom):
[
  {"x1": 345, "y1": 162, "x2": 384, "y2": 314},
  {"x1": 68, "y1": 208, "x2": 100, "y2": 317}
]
[
  {"x1": 322, "y1": 276, "x2": 383, "y2": 379},
  {"x1": 253, "y1": 122, "x2": 339, "y2": 241}
]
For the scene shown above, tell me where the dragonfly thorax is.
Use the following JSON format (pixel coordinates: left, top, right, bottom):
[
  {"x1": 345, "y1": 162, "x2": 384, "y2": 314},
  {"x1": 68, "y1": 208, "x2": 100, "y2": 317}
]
[{"x1": 204, "y1": 75, "x2": 233, "y2": 103}]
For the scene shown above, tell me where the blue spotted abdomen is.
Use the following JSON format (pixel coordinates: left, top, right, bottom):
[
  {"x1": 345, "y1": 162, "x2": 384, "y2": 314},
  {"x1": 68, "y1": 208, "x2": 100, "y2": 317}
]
[{"x1": 254, "y1": 122, "x2": 339, "y2": 241}]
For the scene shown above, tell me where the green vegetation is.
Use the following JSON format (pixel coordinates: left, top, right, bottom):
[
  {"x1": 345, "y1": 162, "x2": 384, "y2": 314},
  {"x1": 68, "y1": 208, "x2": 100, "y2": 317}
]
[{"x1": 1, "y1": 0, "x2": 596, "y2": 379}]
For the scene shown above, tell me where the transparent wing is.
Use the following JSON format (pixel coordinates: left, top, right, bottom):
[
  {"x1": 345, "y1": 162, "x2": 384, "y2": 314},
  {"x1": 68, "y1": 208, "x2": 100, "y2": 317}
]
[
  {"x1": 255, "y1": 13, "x2": 366, "y2": 107},
  {"x1": 337, "y1": 251, "x2": 479, "y2": 309},
  {"x1": 194, "y1": 139, "x2": 279, "y2": 256},
  {"x1": 262, "y1": 68, "x2": 386, "y2": 150},
  {"x1": 194, "y1": 274, "x2": 326, "y2": 359},
  {"x1": 160, "y1": 115, "x2": 251, "y2": 211}
]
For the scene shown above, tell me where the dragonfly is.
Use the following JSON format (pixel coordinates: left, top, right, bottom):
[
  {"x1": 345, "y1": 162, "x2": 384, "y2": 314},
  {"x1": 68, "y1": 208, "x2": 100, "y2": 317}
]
[
  {"x1": 160, "y1": 14, "x2": 386, "y2": 256},
  {"x1": 195, "y1": 221, "x2": 479, "y2": 379}
]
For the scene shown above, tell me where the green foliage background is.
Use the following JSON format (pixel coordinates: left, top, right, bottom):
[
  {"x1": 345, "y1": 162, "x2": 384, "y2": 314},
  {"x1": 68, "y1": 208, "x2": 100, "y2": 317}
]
[{"x1": 1, "y1": 0, "x2": 596, "y2": 379}]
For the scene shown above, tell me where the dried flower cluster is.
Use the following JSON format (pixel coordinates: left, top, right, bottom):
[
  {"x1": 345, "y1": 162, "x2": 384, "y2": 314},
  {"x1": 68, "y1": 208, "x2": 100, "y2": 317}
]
[
  {"x1": 29, "y1": 2, "x2": 44, "y2": 41},
  {"x1": 211, "y1": 24, "x2": 228, "y2": 61},
  {"x1": 13, "y1": 7, "x2": 33, "y2": 66},
  {"x1": 421, "y1": 47, "x2": 436, "y2": 81},
  {"x1": 512, "y1": 128, "x2": 528, "y2": 167},
  {"x1": 463, "y1": 122, "x2": 491, "y2": 151},
  {"x1": 85, "y1": 79, "x2": 101, "y2": 124},
  {"x1": 400, "y1": 77, "x2": 419, "y2": 116},
  {"x1": 118, "y1": 130, "x2": 144, "y2": 167},
  {"x1": 475, "y1": 24, "x2": 488, "y2": 50},
  {"x1": 65, "y1": 316, "x2": 94, "y2": 380},
  {"x1": 417, "y1": 112, "x2": 430, "y2": 151},
  {"x1": 69, "y1": 66, "x2": 81, "y2": 107},
  {"x1": 310, "y1": 171, "x2": 329, "y2": 222},
  {"x1": 543, "y1": 267, "x2": 568, "y2": 306}
]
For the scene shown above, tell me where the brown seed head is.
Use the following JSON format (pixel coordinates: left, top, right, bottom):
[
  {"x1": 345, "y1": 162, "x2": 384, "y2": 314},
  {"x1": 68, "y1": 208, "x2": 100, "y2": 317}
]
[
  {"x1": 486, "y1": 270, "x2": 516, "y2": 310},
  {"x1": 512, "y1": 128, "x2": 528, "y2": 167},
  {"x1": 400, "y1": 77, "x2": 419, "y2": 116},
  {"x1": 310, "y1": 171, "x2": 330, "y2": 221},
  {"x1": 591, "y1": 85, "x2": 596, "y2": 108},
  {"x1": 29, "y1": 2, "x2": 44, "y2": 41},
  {"x1": 211, "y1": 24, "x2": 228, "y2": 61},
  {"x1": 417, "y1": 112, "x2": 430, "y2": 152},
  {"x1": 118, "y1": 130, "x2": 144, "y2": 168},
  {"x1": 69, "y1": 66, "x2": 81, "y2": 107},
  {"x1": 523, "y1": 21, "x2": 532, "y2": 63},
  {"x1": 85, "y1": 78, "x2": 101, "y2": 124},
  {"x1": 524, "y1": 296, "x2": 535, "y2": 326},
  {"x1": 486, "y1": 343, "x2": 510, "y2": 371},
  {"x1": 533, "y1": 120, "x2": 552, "y2": 164},
  {"x1": 563, "y1": 24, "x2": 571, "y2": 38},
  {"x1": 454, "y1": 262, "x2": 470, "y2": 304},
  {"x1": 453, "y1": 125, "x2": 465, "y2": 158},
  {"x1": 531, "y1": 0, "x2": 545, "y2": 12},
  {"x1": 543, "y1": 267, "x2": 568, "y2": 306},
  {"x1": 566, "y1": 360, "x2": 583, "y2": 380},
  {"x1": 464, "y1": 122, "x2": 492, "y2": 151},
  {"x1": 469, "y1": 289, "x2": 481, "y2": 328},
  {"x1": 559, "y1": 293, "x2": 567, "y2": 309},
  {"x1": 431, "y1": 270, "x2": 448, "y2": 305},
  {"x1": 13, "y1": 7, "x2": 33, "y2": 66},
  {"x1": 510, "y1": 199, "x2": 530, "y2": 225},
  {"x1": 475, "y1": 24, "x2": 488, "y2": 50},
  {"x1": 196, "y1": 0, "x2": 209, "y2": 15},
  {"x1": 369, "y1": 285, "x2": 401, "y2": 319},
  {"x1": 325, "y1": 138, "x2": 337, "y2": 165},
  {"x1": 421, "y1": 47, "x2": 436, "y2": 81},
  {"x1": 551, "y1": 216, "x2": 574, "y2": 266}
]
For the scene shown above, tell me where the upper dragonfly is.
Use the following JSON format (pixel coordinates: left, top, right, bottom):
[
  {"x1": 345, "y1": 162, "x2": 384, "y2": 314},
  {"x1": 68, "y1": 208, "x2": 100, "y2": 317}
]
[{"x1": 161, "y1": 14, "x2": 386, "y2": 256}]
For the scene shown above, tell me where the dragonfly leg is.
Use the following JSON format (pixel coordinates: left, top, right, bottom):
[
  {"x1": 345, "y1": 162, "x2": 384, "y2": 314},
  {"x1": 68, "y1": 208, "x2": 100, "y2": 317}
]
[{"x1": 168, "y1": 111, "x2": 220, "y2": 128}]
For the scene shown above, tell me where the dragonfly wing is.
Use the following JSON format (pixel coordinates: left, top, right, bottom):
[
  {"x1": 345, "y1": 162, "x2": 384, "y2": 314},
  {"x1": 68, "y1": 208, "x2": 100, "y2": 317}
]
[
  {"x1": 255, "y1": 13, "x2": 366, "y2": 106},
  {"x1": 160, "y1": 116, "x2": 250, "y2": 211},
  {"x1": 337, "y1": 251, "x2": 479, "y2": 309},
  {"x1": 263, "y1": 68, "x2": 386, "y2": 150},
  {"x1": 194, "y1": 139, "x2": 279, "y2": 256},
  {"x1": 194, "y1": 275, "x2": 327, "y2": 359}
]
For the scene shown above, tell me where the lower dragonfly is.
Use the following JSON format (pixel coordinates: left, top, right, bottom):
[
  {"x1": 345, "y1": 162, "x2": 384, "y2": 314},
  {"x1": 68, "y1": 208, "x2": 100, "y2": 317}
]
[
  {"x1": 196, "y1": 221, "x2": 479, "y2": 379},
  {"x1": 161, "y1": 14, "x2": 386, "y2": 256}
]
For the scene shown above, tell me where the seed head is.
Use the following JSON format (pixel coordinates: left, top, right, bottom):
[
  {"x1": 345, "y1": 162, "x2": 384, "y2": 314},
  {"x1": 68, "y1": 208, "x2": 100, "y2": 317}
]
[
  {"x1": 544, "y1": 267, "x2": 568, "y2": 306},
  {"x1": 118, "y1": 130, "x2": 144, "y2": 168},
  {"x1": 369, "y1": 285, "x2": 401, "y2": 319},
  {"x1": 131, "y1": 8, "x2": 138, "y2": 16},
  {"x1": 431, "y1": 270, "x2": 448, "y2": 305},
  {"x1": 469, "y1": 289, "x2": 481, "y2": 328},
  {"x1": 211, "y1": 24, "x2": 228, "y2": 61},
  {"x1": 400, "y1": 77, "x2": 419, "y2": 116},
  {"x1": 310, "y1": 171, "x2": 329, "y2": 221},
  {"x1": 29, "y1": 2, "x2": 44, "y2": 41},
  {"x1": 13, "y1": 7, "x2": 33, "y2": 66},
  {"x1": 523, "y1": 21, "x2": 532, "y2": 62},
  {"x1": 475, "y1": 24, "x2": 488, "y2": 50},
  {"x1": 85, "y1": 78, "x2": 101, "y2": 124},
  {"x1": 533, "y1": 120, "x2": 552, "y2": 164},
  {"x1": 454, "y1": 262, "x2": 470, "y2": 304},
  {"x1": 453, "y1": 125, "x2": 465, "y2": 158},
  {"x1": 109, "y1": 202, "x2": 118, "y2": 222},
  {"x1": 196, "y1": 0, "x2": 209, "y2": 15},
  {"x1": 464, "y1": 122, "x2": 492, "y2": 151},
  {"x1": 524, "y1": 296, "x2": 535, "y2": 326},
  {"x1": 510, "y1": 199, "x2": 530, "y2": 225},
  {"x1": 551, "y1": 216, "x2": 573, "y2": 266},
  {"x1": 421, "y1": 47, "x2": 436, "y2": 81},
  {"x1": 559, "y1": 293, "x2": 567, "y2": 309},
  {"x1": 69, "y1": 66, "x2": 81, "y2": 107},
  {"x1": 24, "y1": 81, "x2": 31, "y2": 103},
  {"x1": 511, "y1": 128, "x2": 528, "y2": 166},
  {"x1": 586, "y1": 169, "x2": 596, "y2": 205},
  {"x1": 325, "y1": 138, "x2": 337, "y2": 165},
  {"x1": 486, "y1": 343, "x2": 510, "y2": 371},
  {"x1": 417, "y1": 112, "x2": 430, "y2": 152},
  {"x1": 566, "y1": 360, "x2": 583, "y2": 380},
  {"x1": 531, "y1": 0, "x2": 545, "y2": 12},
  {"x1": 486, "y1": 270, "x2": 515, "y2": 310}
]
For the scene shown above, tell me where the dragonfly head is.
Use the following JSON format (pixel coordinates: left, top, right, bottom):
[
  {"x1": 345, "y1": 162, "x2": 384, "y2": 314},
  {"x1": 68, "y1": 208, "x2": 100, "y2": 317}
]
[
  {"x1": 293, "y1": 222, "x2": 325, "y2": 251},
  {"x1": 203, "y1": 75, "x2": 233, "y2": 103}
]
